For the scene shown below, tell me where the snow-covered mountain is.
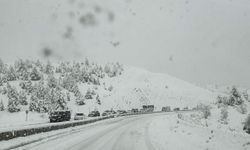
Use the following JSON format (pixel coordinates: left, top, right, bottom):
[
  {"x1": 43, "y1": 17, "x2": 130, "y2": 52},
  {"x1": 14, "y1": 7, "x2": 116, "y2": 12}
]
[
  {"x1": 0, "y1": 60, "x2": 249, "y2": 137},
  {"x1": 0, "y1": 60, "x2": 217, "y2": 128},
  {"x1": 94, "y1": 66, "x2": 216, "y2": 112}
]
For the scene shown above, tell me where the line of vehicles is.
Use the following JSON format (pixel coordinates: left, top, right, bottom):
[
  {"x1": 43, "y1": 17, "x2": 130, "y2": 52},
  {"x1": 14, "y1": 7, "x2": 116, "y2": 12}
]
[{"x1": 49, "y1": 105, "x2": 190, "y2": 123}]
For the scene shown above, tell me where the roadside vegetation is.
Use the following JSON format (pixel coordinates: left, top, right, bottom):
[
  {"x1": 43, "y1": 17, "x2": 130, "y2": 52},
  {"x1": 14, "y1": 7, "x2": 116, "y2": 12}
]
[{"x1": 0, "y1": 59, "x2": 123, "y2": 113}]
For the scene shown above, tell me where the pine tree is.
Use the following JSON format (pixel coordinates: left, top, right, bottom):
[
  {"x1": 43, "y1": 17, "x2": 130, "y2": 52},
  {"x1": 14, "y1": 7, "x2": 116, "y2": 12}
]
[
  {"x1": 66, "y1": 92, "x2": 71, "y2": 101},
  {"x1": 0, "y1": 58, "x2": 5, "y2": 74},
  {"x1": 242, "y1": 90, "x2": 249, "y2": 102},
  {"x1": 48, "y1": 88, "x2": 68, "y2": 111},
  {"x1": 76, "y1": 93, "x2": 85, "y2": 105},
  {"x1": 19, "y1": 91, "x2": 28, "y2": 105},
  {"x1": 29, "y1": 81, "x2": 50, "y2": 112},
  {"x1": 85, "y1": 89, "x2": 93, "y2": 99},
  {"x1": 47, "y1": 74, "x2": 57, "y2": 88},
  {"x1": 44, "y1": 61, "x2": 54, "y2": 74},
  {"x1": 0, "y1": 100, "x2": 4, "y2": 111},
  {"x1": 14, "y1": 59, "x2": 29, "y2": 80},
  {"x1": 85, "y1": 58, "x2": 90, "y2": 66},
  {"x1": 96, "y1": 94, "x2": 101, "y2": 105},
  {"x1": 0, "y1": 76, "x2": 3, "y2": 86},
  {"x1": 7, "y1": 84, "x2": 20, "y2": 112},
  {"x1": 6, "y1": 66, "x2": 17, "y2": 81},
  {"x1": 30, "y1": 67, "x2": 41, "y2": 81},
  {"x1": 35, "y1": 60, "x2": 44, "y2": 72},
  {"x1": 220, "y1": 107, "x2": 228, "y2": 124},
  {"x1": 29, "y1": 93, "x2": 39, "y2": 112}
]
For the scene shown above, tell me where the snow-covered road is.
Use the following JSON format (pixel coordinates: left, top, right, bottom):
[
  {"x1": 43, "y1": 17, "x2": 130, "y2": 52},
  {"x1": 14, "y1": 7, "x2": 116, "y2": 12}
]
[
  {"x1": 13, "y1": 113, "x2": 162, "y2": 150},
  {"x1": 2, "y1": 112, "x2": 250, "y2": 150}
]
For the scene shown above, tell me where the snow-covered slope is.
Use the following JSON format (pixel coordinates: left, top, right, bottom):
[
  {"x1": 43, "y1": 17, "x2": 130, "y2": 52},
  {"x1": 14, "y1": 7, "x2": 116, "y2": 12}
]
[
  {"x1": 96, "y1": 66, "x2": 215, "y2": 112},
  {"x1": 0, "y1": 63, "x2": 217, "y2": 128}
]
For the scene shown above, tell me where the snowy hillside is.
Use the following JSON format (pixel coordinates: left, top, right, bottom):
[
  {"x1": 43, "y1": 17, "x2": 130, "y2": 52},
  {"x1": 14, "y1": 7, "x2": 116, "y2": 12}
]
[
  {"x1": 1, "y1": 59, "x2": 250, "y2": 138},
  {"x1": 98, "y1": 66, "x2": 216, "y2": 111},
  {"x1": 0, "y1": 59, "x2": 217, "y2": 127}
]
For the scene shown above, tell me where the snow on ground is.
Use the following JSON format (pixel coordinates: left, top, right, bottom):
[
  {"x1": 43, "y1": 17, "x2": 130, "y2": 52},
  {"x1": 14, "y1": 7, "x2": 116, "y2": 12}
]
[
  {"x1": 148, "y1": 112, "x2": 250, "y2": 150},
  {"x1": 0, "y1": 116, "x2": 126, "y2": 150},
  {"x1": 0, "y1": 111, "x2": 49, "y2": 131},
  {"x1": 1, "y1": 112, "x2": 249, "y2": 150}
]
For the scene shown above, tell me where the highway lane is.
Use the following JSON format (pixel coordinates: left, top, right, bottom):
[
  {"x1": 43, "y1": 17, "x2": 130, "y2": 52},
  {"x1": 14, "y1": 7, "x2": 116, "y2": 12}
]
[{"x1": 15, "y1": 113, "x2": 172, "y2": 150}]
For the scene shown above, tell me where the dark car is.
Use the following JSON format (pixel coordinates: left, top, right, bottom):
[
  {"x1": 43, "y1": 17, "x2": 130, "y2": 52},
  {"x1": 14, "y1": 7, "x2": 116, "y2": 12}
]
[
  {"x1": 162, "y1": 106, "x2": 171, "y2": 112},
  {"x1": 74, "y1": 112, "x2": 85, "y2": 120},
  {"x1": 117, "y1": 110, "x2": 127, "y2": 115},
  {"x1": 142, "y1": 105, "x2": 154, "y2": 112},
  {"x1": 49, "y1": 110, "x2": 71, "y2": 122},
  {"x1": 131, "y1": 108, "x2": 139, "y2": 114},
  {"x1": 102, "y1": 110, "x2": 118, "y2": 116},
  {"x1": 173, "y1": 108, "x2": 180, "y2": 111},
  {"x1": 88, "y1": 111, "x2": 100, "y2": 117}
]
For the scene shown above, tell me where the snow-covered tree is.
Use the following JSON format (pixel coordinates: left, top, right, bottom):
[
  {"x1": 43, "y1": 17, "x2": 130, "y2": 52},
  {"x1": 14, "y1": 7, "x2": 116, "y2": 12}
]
[
  {"x1": 14, "y1": 59, "x2": 29, "y2": 80},
  {"x1": 0, "y1": 76, "x2": 3, "y2": 86},
  {"x1": 0, "y1": 100, "x2": 4, "y2": 111},
  {"x1": 108, "y1": 85, "x2": 114, "y2": 91},
  {"x1": 85, "y1": 89, "x2": 93, "y2": 99},
  {"x1": 35, "y1": 60, "x2": 44, "y2": 72},
  {"x1": 30, "y1": 67, "x2": 41, "y2": 81},
  {"x1": 6, "y1": 66, "x2": 17, "y2": 81},
  {"x1": 104, "y1": 64, "x2": 111, "y2": 75},
  {"x1": 85, "y1": 58, "x2": 90, "y2": 66},
  {"x1": 7, "y1": 84, "x2": 20, "y2": 112},
  {"x1": 220, "y1": 107, "x2": 228, "y2": 124},
  {"x1": 61, "y1": 74, "x2": 77, "y2": 92},
  {"x1": 19, "y1": 91, "x2": 28, "y2": 105},
  {"x1": 0, "y1": 58, "x2": 7, "y2": 74},
  {"x1": 96, "y1": 94, "x2": 101, "y2": 105},
  {"x1": 19, "y1": 80, "x2": 33, "y2": 94},
  {"x1": 229, "y1": 86, "x2": 243, "y2": 105},
  {"x1": 197, "y1": 104, "x2": 211, "y2": 119},
  {"x1": 29, "y1": 93, "x2": 39, "y2": 112},
  {"x1": 49, "y1": 88, "x2": 68, "y2": 111},
  {"x1": 29, "y1": 81, "x2": 50, "y2": 112},
  {"x1": 76, "y1": 92, "x2": 85, "y2": 105},
  {"x1": 242, "y1": 90, "x2": 249, "y2": 102},
  {"x1": 47, "y1": 74, "x2": 57, "y2": 88},
  {"x1": 237, "y1": 103, "x2": 247, "y2": 114},
  {"x1": 44, "y1": 61, "x2": 54, "y2": 74},
  {"x1": 66, "y1": 92, "x2": 71, "y2": 101}
]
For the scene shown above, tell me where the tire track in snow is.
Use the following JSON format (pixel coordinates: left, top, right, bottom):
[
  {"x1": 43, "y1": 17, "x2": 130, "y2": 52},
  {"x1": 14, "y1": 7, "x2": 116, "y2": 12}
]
[{"x1": 144, "y1": 120, "x2": 156, "y2": 150}]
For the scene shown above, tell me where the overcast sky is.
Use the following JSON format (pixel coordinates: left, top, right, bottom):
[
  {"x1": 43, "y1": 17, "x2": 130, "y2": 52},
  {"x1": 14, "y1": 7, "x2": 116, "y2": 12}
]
[{"x1": 0, "y1": 0, "x2": 250, "y2": 88}]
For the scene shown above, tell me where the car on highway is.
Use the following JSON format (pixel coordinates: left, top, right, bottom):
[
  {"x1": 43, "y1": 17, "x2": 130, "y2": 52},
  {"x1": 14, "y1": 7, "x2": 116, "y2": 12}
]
[
  {"x1": 74, "y1": 112, "x2": 85, "y2": 120},
  {"x1": 162, "y1": 106, "x2": 171, "y2": 112},
  {"x1": 131, "y1": 108, "x2": 139, "y2": 114},
  {"x1": 117, "y1": 110, "x2": 127, "y2": 115},
  {"x1": 173, "y1": 108, "x2": 180, "y2": 111},
  {"x1": 142, "y1": 105, "x2": 154, "y2": 112},
  {"x1": 102, "y1": 110, "x2": 115, "y2": 116},
  {"x1": 88, "y1": 111, "x2": 100, "y2": 117},
  {"x1": 49, "y1": 110, "x2": 71, "y2": 122}
]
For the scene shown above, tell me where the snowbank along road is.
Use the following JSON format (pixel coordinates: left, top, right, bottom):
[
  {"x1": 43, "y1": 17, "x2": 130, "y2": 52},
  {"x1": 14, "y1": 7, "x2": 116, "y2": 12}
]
[{"x1": 1, "y1": 112, "x2": 250, "y2": 150}]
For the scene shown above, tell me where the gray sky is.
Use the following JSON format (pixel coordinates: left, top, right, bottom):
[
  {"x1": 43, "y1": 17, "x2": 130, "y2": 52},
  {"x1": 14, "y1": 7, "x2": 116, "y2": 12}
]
[{"x1": 0, "y1": 0, "x2": 250, "y2": 88}]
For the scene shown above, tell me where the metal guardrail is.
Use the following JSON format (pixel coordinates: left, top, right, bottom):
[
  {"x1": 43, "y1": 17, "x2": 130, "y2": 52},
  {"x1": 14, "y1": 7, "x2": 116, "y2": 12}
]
[{"x1": 0, "y1": 116, "x2": 114, "y2": 141}]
